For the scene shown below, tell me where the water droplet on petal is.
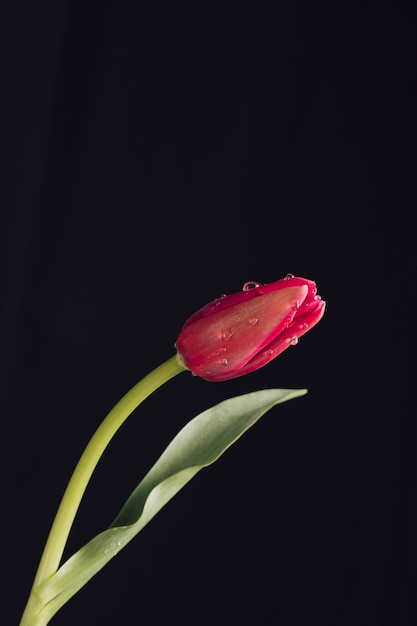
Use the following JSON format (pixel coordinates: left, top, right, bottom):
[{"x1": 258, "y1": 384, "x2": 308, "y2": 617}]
[
  {"x1": 248, "y1": 317, "x2": 258, "y2": 325},
  {"x1": 290, "y1": 336, "x2": 298, "y2": 346},
  {"x1": 284, "y1": 273, "x2": 295, "y2": 279},
  {"x1": 222, "y1": 329, "x2": 233, "y2": 341},
  {"x1": 242, "y1": 281, "x2": 261, "y2": 291},
  {"x1": 266, "y1": 349, "x2": 274, "y2": 356},
  {"x1": 217, "y1": 347, "x2": 227, "y2": 354},
  {"x1": 221, "y1": 358, "x2": 229, "y2": 365}
]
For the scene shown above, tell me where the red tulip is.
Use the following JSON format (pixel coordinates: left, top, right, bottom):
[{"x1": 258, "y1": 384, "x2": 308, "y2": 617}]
[{"x1": 175, "y1": 274, "x2": 325, "y2": 382}]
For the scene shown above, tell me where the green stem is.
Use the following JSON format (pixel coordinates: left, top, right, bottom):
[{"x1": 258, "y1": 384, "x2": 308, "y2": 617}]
[{"x1": 21, "y1": 355, "x2": 185, "y2": 624}]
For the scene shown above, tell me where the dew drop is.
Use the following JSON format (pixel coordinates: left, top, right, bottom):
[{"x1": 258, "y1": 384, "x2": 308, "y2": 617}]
[
  {"x1": 248, "y1": 317, "x2": 258, "y2": 325},
  {"x1": 221, "y1": 358, "x2": 229, "y2": 366},
  {"x1": 242, "y1": 281, "x2": 261, "y2": 291},
  {"x1": 103, "y1": 549, "x2": 109, "y2": 554},
  {"x1": 222, "y1": 328, "x2": 233, "y2": 341},
  {"x1": 284, "y1": 273, "x2": 295, "y2": 279},
  {"x1": 217, "y1": 347, "x2": 227, "y2": 354},
  {"x1": 290, "y1": 336, "x2": 298, "y2": 346},
  {"x1": 266, "y1": 349, "x2": 274, "y2": 356},
  {"x1": 302, "y1": 322, "x2": 309, "y2": 329}
]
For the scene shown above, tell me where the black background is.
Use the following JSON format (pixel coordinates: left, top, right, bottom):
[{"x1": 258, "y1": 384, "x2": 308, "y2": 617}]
[{"x1": 2, "y1": 2, "x2": 417, "y2": 625}]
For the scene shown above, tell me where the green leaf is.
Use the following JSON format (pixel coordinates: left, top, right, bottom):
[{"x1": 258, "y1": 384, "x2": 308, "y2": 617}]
[{"x1": 35, "y1": 388, "x2": 306, "y2": 623}]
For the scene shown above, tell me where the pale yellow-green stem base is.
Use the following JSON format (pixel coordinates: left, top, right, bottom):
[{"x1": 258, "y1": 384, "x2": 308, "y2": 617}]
[{"x1": 20, "y1": 354, "x2": 186, "y2": 626}]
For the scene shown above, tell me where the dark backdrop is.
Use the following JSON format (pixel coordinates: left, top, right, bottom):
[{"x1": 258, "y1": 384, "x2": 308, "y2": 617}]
[{"x1": 2, "y1": 3, "x2": 417, "y2": 625}]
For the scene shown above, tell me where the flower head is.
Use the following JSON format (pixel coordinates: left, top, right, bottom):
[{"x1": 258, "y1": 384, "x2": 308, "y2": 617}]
[{"x1": 175, "y1": 274, "x2": 325, "y2": 382}]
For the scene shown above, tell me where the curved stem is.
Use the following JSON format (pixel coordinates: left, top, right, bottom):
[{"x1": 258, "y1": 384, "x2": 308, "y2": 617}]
[{"x1": 31, "y1": 355, "x2": 185, "y2": 589}]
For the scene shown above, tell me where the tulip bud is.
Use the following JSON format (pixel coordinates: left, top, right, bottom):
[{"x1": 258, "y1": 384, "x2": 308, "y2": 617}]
[{"x1": 175, "y1": 275, "x2": 325, "y2": 382}]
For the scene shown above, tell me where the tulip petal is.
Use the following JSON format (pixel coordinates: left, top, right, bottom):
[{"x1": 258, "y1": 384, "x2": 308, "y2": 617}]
[
  {"x1": 177, "y1": 285, "x2": 308, "y2": 380},
  {"x1": 176, "y1": 276, "x2": 325, "y2": 382}
]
